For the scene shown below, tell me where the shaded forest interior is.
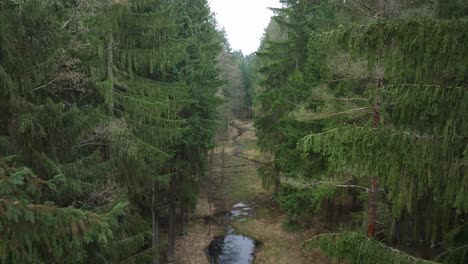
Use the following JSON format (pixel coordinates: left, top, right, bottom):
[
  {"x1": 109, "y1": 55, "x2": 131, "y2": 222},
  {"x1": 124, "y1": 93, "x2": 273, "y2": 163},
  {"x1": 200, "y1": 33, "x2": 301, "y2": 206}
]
[{"x1": 0, "y1": 0, "x2": 467, "y2": 264}]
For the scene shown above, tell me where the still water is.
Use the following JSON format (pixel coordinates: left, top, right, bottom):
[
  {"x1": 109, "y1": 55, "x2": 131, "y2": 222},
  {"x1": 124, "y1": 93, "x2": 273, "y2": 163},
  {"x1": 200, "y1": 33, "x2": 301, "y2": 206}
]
[{"x1": 208, "y1": 203, "x2": 257, "y2": 264}]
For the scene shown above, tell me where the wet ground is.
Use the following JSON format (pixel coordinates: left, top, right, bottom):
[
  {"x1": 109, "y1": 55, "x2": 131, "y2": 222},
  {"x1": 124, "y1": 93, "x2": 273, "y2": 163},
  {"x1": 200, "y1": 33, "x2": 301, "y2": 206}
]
[
  {"x1": 175, "y1": 120, "x2": 326, "y2": 264},
  {"x1": 208, "y1": 203, "x2": 257, "y2": 264},
  {"x1": 230, "y1": 203, "x2": 254, "y2": 219}
]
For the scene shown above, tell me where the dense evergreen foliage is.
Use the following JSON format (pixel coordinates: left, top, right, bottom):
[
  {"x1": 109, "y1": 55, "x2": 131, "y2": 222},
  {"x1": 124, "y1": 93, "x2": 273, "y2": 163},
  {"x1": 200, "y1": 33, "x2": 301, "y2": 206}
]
[
  {"x1": 0, "y1": 0, "x2": 222, "y2": 262},
  {"x1": 253, "y1": 0, "x2": 467, "y2": 263},
  {"x1": 1, "y1": 0, "x2": 467, "y2": 263}
]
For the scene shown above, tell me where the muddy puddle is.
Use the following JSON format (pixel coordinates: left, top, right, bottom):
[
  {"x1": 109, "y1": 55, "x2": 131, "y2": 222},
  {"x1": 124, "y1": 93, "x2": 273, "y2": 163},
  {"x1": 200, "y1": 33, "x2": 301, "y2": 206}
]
[{"x1": 208, "y1": 203, "x2": 257, "y2": 264}]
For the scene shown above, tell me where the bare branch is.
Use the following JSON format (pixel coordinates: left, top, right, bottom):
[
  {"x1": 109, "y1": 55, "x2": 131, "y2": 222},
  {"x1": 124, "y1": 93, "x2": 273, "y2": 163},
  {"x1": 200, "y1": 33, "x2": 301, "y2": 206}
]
[
  {"x1": 326, "y1": 76, "x2": 372, "y2": 83},
  {"x1": 329, "y1": 98, "x2": 371, "y2": 103},
  {"x1": 281, "y1": 177, "x2": 370, "y2": 192},
  {"x1": 33, "y1": 78, "x2": 60, "y2": 91},
  {"x1": 309, "y1": 107, "x2": 374, "y2": 120}
]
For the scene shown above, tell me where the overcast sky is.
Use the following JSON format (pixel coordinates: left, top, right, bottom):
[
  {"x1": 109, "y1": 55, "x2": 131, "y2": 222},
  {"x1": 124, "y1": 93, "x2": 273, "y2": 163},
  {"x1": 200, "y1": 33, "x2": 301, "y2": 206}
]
[{"x1": 208, "y1": 0, "x2": 282, "y2": 55}]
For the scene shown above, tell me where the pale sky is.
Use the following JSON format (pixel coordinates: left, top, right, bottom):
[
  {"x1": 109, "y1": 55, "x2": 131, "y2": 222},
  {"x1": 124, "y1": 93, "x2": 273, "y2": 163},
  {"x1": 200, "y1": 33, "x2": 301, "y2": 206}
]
[{"x1": 208, "y1": 0, "x2": 282, "y2": 55}]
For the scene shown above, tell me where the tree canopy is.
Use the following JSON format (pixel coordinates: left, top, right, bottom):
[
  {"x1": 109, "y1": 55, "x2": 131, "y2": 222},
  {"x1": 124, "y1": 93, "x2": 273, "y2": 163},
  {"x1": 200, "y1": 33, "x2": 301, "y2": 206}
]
[
  {"x1": 0, "y1": 0, "x2": 223, "y2": 262},
  {"x1": 253, "y1": 0, "x2": 468, "y2": 263}
]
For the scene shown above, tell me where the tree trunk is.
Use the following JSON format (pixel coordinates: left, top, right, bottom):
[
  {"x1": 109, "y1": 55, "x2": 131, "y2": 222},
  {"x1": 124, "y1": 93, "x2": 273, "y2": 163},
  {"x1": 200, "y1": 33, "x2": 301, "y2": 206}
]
[
  {"x1": 152, "y1": 182, "x2": 160, "y2": 264},
  {"x1": 180, "y1": 172, "x2": 187, "y2": 236},
  {"x1": 367, "y1": 176, "x2": 379, "y2": 237},
  {"x1": 107, "y1": 29, "x2": 114, "y2": 115},
  {"x1": 104, "y1": 28, "x2": 115, "y2": 161},
  {"x1": 180, "y1": 198, "x2": 186, "y2": 236},
  {"x1": 221, "y1": 143, "x2": 225, "y2": 185},
  {"x1": 208, "y1": 149, "x2": 214, "y2": 236},
  {"x1": 273, "y1": 166, "x2": 280, "y2": 197},
  {"x1": 368, "y1": 79, "x2": 382, "y2": 238},
  {"x1": 240, "y1": 100, "x2": 243, "y2": 119},
  {"x1": 167, "y1": 174, "x2": 176, "y2": 261}
]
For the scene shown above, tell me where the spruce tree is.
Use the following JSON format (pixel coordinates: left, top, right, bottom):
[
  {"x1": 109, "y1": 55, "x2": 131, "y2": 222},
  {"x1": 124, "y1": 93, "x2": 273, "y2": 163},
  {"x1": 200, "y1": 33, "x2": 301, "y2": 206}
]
[
  {"x1": 254, "y1": 0, "x2": 467, "y2": 263},
  {"x1": 0, "y1": 1, "x2": 127, "y2": 262},
  {"x1": 0, "y1": 0, "x2": 223, "y2": 262},
  {"x1": 299, "y1": 4, "x2": 468, "y2": 264}
]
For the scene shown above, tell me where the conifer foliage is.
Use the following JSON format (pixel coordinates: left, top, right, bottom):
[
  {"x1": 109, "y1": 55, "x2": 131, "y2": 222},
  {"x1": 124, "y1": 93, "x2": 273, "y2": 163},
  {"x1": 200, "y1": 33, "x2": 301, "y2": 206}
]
[
  {"x1": 254, "y1": 0, "x2": 467, "y2": 263},
  {"x1": 0, "y1": 0, "x2": 222, "y2": 262}
]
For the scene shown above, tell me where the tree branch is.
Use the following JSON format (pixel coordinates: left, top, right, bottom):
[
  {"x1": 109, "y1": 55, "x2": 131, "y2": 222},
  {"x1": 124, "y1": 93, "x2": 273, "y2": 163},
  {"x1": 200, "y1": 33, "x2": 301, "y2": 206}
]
[{"x1": 311, "y1": 107, "x2": 374, "y2": 119}]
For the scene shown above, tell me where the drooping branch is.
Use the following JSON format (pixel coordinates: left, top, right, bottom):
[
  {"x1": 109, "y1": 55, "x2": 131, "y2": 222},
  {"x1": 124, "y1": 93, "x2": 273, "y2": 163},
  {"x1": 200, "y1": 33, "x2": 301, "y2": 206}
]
[
  {"x1": 281, "y1": 177, "x2": 370, "y2": 192},
  {"x1": 302, "y1": 232, "x2": 439, "y2": 264}
]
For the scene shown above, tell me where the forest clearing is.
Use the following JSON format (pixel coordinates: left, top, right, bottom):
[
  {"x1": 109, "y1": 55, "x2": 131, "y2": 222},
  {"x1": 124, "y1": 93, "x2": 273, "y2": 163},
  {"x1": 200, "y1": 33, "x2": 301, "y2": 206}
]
[{"x1": 0, "y1": 0, "x2": 467, "y2": 264}]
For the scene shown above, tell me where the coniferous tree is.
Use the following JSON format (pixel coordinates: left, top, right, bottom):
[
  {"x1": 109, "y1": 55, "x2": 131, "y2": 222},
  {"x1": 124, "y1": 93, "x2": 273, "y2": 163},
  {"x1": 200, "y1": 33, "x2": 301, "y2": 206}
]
[
  {"x1": 300, "y1": 18, "x2": 468, "y2": 263},
  {"x1": 0, "y1": 1, "x2": 127, "y2": 262},
  {"x1": 254, "y1": 0, "x2": 467, "y2": 263},
  {"x1": 0, "y1": 0, "x2": 223, "y2": 262}
]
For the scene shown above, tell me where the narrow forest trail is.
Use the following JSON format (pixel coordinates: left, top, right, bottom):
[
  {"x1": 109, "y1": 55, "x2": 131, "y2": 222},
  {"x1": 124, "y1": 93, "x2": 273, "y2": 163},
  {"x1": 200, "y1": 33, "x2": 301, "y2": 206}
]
[{"x1": 175, "y1": 120, "x2": 328, "y2": 264}]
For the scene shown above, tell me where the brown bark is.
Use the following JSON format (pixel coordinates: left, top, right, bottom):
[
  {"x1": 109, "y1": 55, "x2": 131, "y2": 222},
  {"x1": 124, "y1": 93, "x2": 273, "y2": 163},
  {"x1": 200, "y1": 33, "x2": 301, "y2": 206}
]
[
  {"x1": 180, "y1": 175, "x2": 186, "y2": 236},
  {"x1": 273, "y1": 166, "x2": 280, "y2": 197},
  {"x1": 106, "y1": 29, "x2": 114, "y2": 115},
  {"x1": 180, "y1": 200, "x2": 186, "y2": 235},
  {"x1": 368, "y1": 79, "x2": 382, "y2": 238},
  {"x1": 208, "y1": 149, "x2": 214, "y2": 236},
  {"x1": 167, "y1": 174, "x2": 176, "y2": 261},
  {"x1": 367, "y1": 176, "x2": 379, "y2": 237},
  {"x1": 152, "y1": 182, "x2": 160, "y2": 264},
  {"x1": 221, "y1": 143, "x2": 225, "y2": 185}
]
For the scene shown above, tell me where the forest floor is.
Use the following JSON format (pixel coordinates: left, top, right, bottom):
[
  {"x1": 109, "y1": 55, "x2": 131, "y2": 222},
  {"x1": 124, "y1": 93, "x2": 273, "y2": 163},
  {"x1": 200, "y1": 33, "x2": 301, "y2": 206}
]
[{"x1": 175, "y1": 120, "x2": 328, "y2": 264}]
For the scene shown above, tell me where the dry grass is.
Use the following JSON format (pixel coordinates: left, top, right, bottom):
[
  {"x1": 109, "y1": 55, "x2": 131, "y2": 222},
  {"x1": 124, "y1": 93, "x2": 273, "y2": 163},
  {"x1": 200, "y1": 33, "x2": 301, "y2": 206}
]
[
  {"x1": 173, "y1": 222, "x2": 214, "y2": 264},
  {"x1": 233, "y1": 202, "x2": 328, "y2": 264},
  {"x1": 174, "y1": 198, "x2": 224, "y2": 264},
  {"x1": 230, "y1": 121, "x2": 327, "y2": 264}
]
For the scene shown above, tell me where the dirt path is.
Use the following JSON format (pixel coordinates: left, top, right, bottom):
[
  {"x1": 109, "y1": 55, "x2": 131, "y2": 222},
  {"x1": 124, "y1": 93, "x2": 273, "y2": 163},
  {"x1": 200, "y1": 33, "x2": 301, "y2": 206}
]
[{"x1": 175, "y1": 120, "x2": 327, "y2": 264}]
